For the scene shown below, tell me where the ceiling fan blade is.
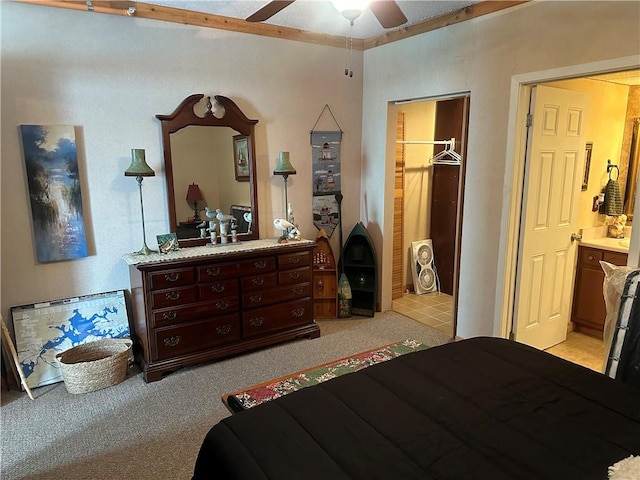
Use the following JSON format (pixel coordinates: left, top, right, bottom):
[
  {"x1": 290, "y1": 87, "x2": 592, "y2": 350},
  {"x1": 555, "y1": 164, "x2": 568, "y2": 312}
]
[
  {"x1": 369, "y1": 1, "x2": 408, "y2": 28},
  {"x1": 246, "y1": 1, "x2": 296, "y2": 22}
]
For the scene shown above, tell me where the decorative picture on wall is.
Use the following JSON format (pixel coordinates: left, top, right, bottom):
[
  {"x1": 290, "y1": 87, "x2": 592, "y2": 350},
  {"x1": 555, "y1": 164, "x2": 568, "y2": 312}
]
[
  {"x1": 311, "y1": 131, "x2": 342, "y2": 194},
  {"x1": 312, "y1": 194, "x2": 340, "y2": 237},
  {"x1": 233, "y1": 135, "x2": 250, "y2": 181},
  {"x1": 582, "y1": 142, "x2": 593, "y2": 191},
  {"x1": 19, "y1": 125, "x2": 88, "y2": 263}
]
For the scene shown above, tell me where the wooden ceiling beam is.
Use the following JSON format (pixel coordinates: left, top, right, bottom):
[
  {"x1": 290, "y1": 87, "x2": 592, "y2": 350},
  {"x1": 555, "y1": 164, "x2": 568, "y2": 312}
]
[
  {"x1": 14, "y1": 0, "x2": 528, "y2": 51},
  {"x1": 14, "y1": 0, "x2": 364, "y2": 50},
  {"x1": 364, "y1": 1, "x2": 529, "y2": 49}
]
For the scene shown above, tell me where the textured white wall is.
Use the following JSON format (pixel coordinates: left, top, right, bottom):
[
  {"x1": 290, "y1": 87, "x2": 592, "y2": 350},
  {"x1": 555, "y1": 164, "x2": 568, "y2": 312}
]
[
  {"x1": 362, "y1": 1, "x2": 640, "y2": 338},
  {"x1": 0, "y1": 2, "x2": 363, "y2": 316}
]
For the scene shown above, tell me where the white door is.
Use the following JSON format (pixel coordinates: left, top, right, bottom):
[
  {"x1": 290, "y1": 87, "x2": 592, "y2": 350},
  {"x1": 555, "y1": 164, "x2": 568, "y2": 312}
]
[{"x1": 513, "y1": 85, "x2": 589, "y2": 350}]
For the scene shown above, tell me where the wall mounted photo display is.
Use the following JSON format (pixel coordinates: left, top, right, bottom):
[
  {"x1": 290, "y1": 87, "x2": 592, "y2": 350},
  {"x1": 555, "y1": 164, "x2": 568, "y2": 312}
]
[
  {"x1": 233, "y1": 134, "x2": 250, "y2": 181},
  {"x1": 157, "y1": 232, "x2": 179, "y2": 253},
  {"x1": 19, "y1": 125, "x2": 88, "y2": 262},
  {"x1": 311, "y1": 131, "x2": 342, "y2": 195}
]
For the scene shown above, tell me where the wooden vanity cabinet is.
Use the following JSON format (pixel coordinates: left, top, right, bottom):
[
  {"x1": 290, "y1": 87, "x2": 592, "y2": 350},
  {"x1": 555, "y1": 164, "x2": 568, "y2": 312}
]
[
  {"x1": 571, "y1": 246, "x2": 628, "y2": 339},
  {"x1": 128, "y1": 243, "x2": 320, "y2": 382}
]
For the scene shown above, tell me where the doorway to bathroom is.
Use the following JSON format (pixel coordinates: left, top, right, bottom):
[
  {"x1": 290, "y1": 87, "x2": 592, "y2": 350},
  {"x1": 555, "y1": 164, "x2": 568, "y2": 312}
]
[
  {"x1": 506, "y1": 64, "x2": 640, "y2": 371},
  {"x1": 390, "y1": 93, "x2": 470, "y2": 340}
]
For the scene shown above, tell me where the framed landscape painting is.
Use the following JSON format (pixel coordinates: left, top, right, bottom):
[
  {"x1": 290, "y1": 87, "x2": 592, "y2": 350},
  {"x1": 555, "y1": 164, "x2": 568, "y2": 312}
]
[
  {"x1": 233, "y1": 135, "x2": 250, "y2": 181},
  {"x1": 20, "y1": 125, "x2": 88, "y2": 262}
]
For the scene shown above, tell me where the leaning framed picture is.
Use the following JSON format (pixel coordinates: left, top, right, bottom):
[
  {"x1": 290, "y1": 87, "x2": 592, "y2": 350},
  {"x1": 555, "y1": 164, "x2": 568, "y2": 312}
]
[{"x1": 233, "y1": 135, "x2": 249, "y2": 181}]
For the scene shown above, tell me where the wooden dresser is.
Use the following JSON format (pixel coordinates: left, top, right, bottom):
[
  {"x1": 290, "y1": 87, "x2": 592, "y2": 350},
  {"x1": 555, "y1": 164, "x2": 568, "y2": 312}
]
[{"x1": 124, "y1": 239, "x2": 320, "y2": 382}]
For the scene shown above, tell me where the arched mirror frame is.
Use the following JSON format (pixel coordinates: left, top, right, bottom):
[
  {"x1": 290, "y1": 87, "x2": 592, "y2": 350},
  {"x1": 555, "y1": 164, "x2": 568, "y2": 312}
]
[{"x1": 157, "y1": 94, "x2": 259, "y2": 247}]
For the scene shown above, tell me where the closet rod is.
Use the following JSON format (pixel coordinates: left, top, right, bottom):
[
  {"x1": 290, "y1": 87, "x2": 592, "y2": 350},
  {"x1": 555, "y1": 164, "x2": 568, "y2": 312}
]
[{"x1": 397, "y1": 137, "x2": 455, "y2": 145}]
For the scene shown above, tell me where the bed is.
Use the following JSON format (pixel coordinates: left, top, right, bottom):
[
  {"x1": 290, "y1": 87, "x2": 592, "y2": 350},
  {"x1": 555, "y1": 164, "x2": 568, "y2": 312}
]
[{"x1": 192, "y1": 337, "x2": 640, "y2": 480}]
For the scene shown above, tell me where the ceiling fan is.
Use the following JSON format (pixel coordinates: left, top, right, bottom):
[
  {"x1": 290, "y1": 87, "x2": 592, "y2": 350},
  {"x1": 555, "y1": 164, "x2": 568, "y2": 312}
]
[{"x1": 246, "y1": 0, "x2": 408, "y2": 28}]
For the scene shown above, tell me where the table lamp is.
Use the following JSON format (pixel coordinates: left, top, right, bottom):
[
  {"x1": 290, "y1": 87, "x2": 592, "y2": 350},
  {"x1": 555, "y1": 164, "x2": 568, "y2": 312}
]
[
  {"x1": 186, "y1": 183, "x2": 204, "y2": 222},
  {"x1": 124, "y1": 148, "x2": 156, "y2": 255},
  {"x1": 273, "y1": 151, "x2": 296, "y2": 241}
]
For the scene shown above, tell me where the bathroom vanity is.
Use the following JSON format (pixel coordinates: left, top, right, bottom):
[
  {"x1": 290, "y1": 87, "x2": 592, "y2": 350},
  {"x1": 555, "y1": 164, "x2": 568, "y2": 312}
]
[{"x1": 571, "y1": 231, "x2": 629, "y2": 338}]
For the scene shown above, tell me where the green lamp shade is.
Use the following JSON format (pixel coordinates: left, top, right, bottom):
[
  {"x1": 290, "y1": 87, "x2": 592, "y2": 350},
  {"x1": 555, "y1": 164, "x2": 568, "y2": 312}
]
[{"x1": 124, "y1": 149, "x2": 155, "y2": 177}]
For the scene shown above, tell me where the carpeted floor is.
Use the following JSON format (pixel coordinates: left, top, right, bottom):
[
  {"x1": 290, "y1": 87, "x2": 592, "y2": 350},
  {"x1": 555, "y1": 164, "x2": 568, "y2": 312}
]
[{"x1": 0, "y1": 311, "x2": 450, "y2": 480}]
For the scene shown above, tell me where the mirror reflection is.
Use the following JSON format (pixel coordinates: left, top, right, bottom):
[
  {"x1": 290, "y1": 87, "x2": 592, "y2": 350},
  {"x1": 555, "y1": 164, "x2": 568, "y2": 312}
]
[
  {"x1": 171, "y1": 126, "x2": 252, "y2": 239},
  {"x1": 157, "y1": 94, "x2": 259, "y2": 247}
]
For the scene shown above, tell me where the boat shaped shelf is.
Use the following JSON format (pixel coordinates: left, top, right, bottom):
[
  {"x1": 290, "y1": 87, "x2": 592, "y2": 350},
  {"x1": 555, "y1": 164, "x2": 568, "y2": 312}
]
[{"x1": 339, "y1": 222, "x2": 377, "y2": 317}]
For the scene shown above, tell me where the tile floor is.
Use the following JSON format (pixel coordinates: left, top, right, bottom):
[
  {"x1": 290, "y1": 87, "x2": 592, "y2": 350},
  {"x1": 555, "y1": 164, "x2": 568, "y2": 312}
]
[
  {"x1": 393, "y1": 292, "x2": 606, "y2": 372},
  {"x1": 545, "y1": 331, "x2": 605, "y2": 372},
  {"x1": 392, "y1": 292, "x2": 454, "y2": 338}
]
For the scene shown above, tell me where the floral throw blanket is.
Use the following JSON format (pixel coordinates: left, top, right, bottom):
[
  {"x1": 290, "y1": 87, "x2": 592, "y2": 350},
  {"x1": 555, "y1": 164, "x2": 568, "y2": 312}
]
[{"x1": 224, "y1": 339, "x2": 429, "y2": 413}]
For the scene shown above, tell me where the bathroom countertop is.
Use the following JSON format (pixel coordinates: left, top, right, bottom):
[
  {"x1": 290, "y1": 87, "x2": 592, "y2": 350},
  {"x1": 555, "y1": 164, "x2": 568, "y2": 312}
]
[
  {"x1": 579, "y1": 236, "x2": 629, "y2": 254},
  {"x1": 579, "y1": 225, "x2": 630, "y2": 253}
]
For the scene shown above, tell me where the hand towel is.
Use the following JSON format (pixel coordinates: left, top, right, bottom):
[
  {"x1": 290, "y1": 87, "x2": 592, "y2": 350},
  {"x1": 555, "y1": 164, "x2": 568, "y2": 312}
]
[{"x1": 604, "y1": 178, "x2": 623, "y2": 216}]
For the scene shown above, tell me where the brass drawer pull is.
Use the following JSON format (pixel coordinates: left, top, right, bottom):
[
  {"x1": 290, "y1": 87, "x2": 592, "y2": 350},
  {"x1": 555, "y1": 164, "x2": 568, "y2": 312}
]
[
  {"x1": 250, "y1": 294, "x2": 263, "y2": 304},
  {"x1": 211, "y1": 283, "x2": 225, "y2": 293},
  {"x1": 249, "y1": 317, "x2": 264, "y2": 327},
  {"x1": 289, "y1": 256, "x2": 300, "y2": 264},
  {"x1": 216, "y1": 324, "x2": 232, "y2": 335},
  {"x1": 215, "y1": 301, "x2": 230, "y2": 310},
  {"x1": 206, "y1": 267, "x2": 221, "y2": 277},
  {"x1": 166, "y1": 291, "x2": 180, "y2": 301},
  {"x1": 162, "y1": 311, "x2": 177, "y2": 321},
  {"x1": 252, "y1": 277, "x2": 265, "y2": 286},
  {"x1": 588, "y1": 255, "x2": 595, "y2": 261},
  {"x1": 292, "y1": 287, "x2": 303, "y2": 295},
  {"x1": 291, "y1": 308, "x2": 305, "y2": 318},
  {"x1": 288, "y1": 272, "x2": 300, "y2": 279},
  {"x1": 164, "y1": 336, "x2": 181, "y2": 347},
  {"x1": 164, "y1": 272, "x2": 180, "y2": 282},
  {"x1": 254, "y1": 260, "x2": 267, "y2": 269}
]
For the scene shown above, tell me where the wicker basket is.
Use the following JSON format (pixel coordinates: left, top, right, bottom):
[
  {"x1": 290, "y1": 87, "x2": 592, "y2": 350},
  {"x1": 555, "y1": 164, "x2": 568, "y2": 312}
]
[{"x1": 55, "y1": 338, "x2": 133, "y2": 394}]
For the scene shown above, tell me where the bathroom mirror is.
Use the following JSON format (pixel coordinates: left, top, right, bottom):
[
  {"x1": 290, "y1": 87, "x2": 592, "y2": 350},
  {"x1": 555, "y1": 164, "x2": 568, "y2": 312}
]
[
  {"x1": 157, "y1": 95, "x2": 259, "y2": 247},
  {"x1": 623, "y1": 117, "x2": 640, "y2": 221}
]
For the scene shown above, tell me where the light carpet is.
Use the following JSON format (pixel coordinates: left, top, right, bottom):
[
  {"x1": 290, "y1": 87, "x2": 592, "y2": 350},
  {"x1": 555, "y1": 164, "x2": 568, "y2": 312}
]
[{"x1": 0, "y1": 311, "x2": 450, "y2": 480}]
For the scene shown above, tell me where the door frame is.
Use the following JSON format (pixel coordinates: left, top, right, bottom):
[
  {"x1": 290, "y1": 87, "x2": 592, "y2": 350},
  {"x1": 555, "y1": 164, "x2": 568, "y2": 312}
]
[
  {"x1": 389, "y1": 92, "x2": 470, "y2": 339},
  {"x1": 497, "y1": 55, "x2": 640, "y2": 340}
]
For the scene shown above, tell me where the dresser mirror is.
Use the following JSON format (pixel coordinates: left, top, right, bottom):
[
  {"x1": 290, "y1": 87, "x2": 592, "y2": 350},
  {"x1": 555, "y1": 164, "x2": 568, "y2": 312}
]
[{"x1": 157, "y1": 94, "x2": 259, "y2": 247}]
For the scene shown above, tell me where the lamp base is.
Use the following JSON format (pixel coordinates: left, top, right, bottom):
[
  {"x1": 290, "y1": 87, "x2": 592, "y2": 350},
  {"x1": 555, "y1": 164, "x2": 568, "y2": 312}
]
[{"x1": 132, "y1": 243, "x2": 157, "y2": 255}]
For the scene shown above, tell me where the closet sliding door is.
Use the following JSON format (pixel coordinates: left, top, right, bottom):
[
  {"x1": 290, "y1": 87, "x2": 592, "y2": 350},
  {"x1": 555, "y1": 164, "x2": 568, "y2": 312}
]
[{"x1": 430, "y1": 97, "x2": 467, "y2": 296}]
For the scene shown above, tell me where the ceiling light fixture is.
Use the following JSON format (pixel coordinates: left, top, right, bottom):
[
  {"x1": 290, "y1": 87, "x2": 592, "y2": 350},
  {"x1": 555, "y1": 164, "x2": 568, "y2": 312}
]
[
  {"x1": 332, "y1": 0, "x2": 369, "y2": 77},
  {"x1": 331, "y1": 0, "x2": 370, "y2": 25}
]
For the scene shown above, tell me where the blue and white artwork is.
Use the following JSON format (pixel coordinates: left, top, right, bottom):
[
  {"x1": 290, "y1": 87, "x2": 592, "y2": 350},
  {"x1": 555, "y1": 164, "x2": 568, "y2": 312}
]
[
  {"x1": 11, "y1": 290, "x2": 130, "y2": 389},
  {"x1": 20, "y1": 125, "x2": 88, "y2": 262},
  {"x1": 311, "y1": 131, "x2": 342, "y2": 195}
]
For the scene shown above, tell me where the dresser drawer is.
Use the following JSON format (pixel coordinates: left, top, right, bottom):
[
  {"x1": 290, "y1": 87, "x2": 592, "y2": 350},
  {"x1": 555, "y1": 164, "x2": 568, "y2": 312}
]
[
  {"x1": 242, "y1": 298, "x2": 313, "y2": 338},
  {"x1": 154, "y1": 314, "x2": 241, "y2": 361},
  {"x1": 278, "y1": 267, "x2": 311, "y2": 285},
  {"x1": 237, "y1": 257, "x2": 276, "y2": 276},
  {"x1": 241, "y1": 272, "x2": 278, "y2": 292},
  {"x1": 197, "y1": 262, "x2": 241, "y2": 282},
  {"x1": 151, "y1": 285, "x2": 198, "y2": 309},
  {"x1": 198, "y1": 279, "x2": 239, "y2": 300},
  {"x1": 149, "y1": 267, "x2": 195, "y2": 290},
  {"x1": 278, "y1": 251, "x2": 311, "y2": 270},
  {"x1": 242, "y1": 282, "x2": 311, "y2": 309},
  {"x1": 152, "y1": 301, "x2": 226, "y2": 328}
]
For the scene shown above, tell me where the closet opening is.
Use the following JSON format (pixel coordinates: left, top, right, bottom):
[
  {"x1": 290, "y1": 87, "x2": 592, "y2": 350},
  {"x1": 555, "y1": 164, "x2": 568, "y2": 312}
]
[{"x1": 390, "y1": 93, "x2": 470, "y2": 340}]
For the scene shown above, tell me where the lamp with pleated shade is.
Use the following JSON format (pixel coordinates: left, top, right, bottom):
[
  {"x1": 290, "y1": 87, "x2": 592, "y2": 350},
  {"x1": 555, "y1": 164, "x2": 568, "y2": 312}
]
[
  {"x1": 185, "y1": 183, "x2": 204, "y2": 222},
  {"x1": 124, "y1": 148, "x2": 156, "y2": 255}
]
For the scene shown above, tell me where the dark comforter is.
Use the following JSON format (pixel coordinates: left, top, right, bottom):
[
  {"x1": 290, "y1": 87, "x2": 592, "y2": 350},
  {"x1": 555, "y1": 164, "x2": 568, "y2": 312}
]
[{"x1": 193, "y1": 337, "x2": 640, "y2": 480}]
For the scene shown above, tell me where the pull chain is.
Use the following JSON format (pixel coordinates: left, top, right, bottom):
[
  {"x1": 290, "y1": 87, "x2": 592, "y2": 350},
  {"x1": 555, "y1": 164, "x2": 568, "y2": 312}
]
[{"x1": 344, "y1": 22, "x2": 353, "y2": 77}]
